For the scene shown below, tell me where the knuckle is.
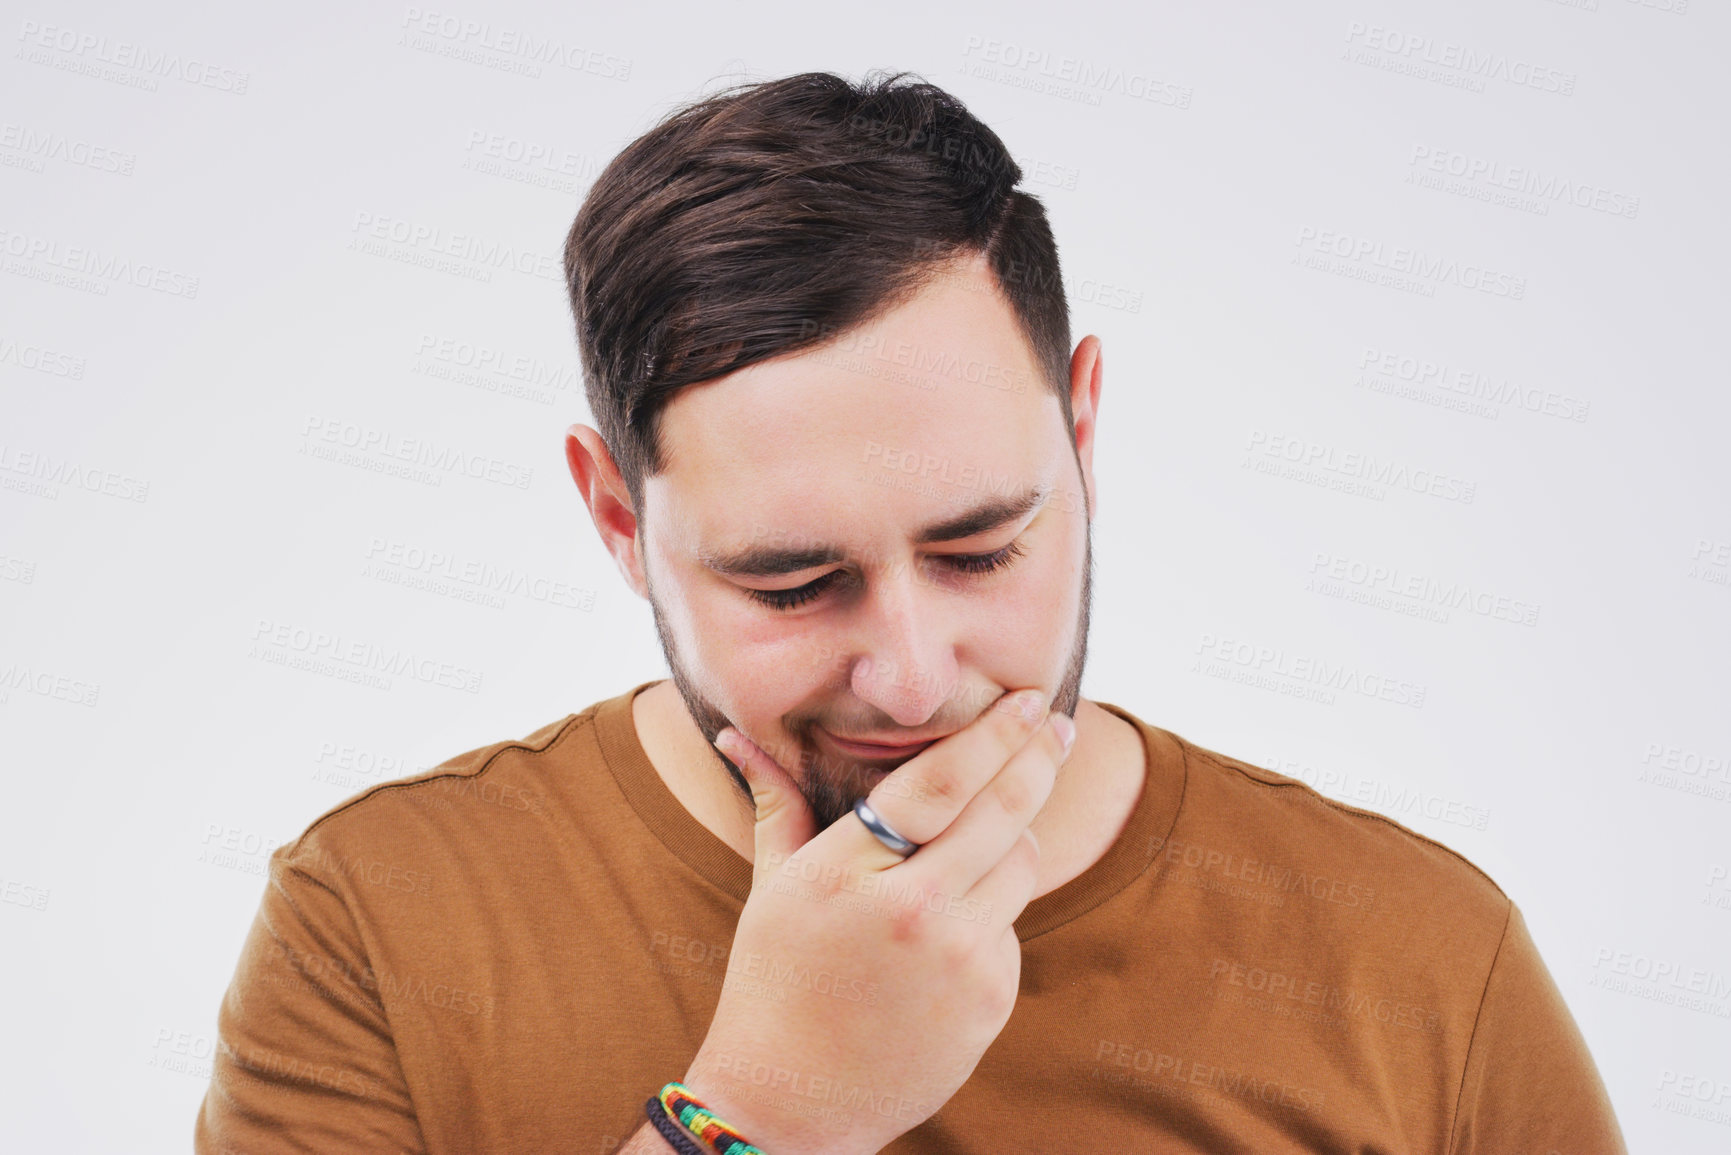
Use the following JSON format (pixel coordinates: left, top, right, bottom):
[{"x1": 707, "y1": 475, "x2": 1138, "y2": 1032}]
[
  {"x1": 981, "y1": 968, "x2": 1018, "y2": 1020},
  {"x1": 1034, "y1": 752, "x2": 1062, "y2": 793},
  {"x1": 991, "y1": 770, "x2": 1036, "y2": 819},
  {"x1": 874, "y1": 773, "x2": 914, "y2": 803},
  {"x1": 885, "y1": 897, "x2": 931, "y2": 944},
  {"x1": 934, "y1": 922, "x2": 975, "y2": 968},
  {"x1": 994, "y1": 691, "x2": 1047, "y2": 740},
  {"x1": 916, "y1": 769, "x2": 961, "y2": 810}
]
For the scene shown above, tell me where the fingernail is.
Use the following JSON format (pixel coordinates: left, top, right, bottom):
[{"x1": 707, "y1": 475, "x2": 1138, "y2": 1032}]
[
  {"x1": 1051, "y1": 713, "x2": 1076, "y2": 751},
  {"x1": 713, "y1": 730, "x2": 736, "y2": 759},
  {"x1": 1001, "y1": 690, "x2": 1045, "y2": 720}
]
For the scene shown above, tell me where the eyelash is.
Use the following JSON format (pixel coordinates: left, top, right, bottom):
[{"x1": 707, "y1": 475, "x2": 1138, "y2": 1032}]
[{"x1": 745, "y1": 540, "x2": 1028, "y2": 612}]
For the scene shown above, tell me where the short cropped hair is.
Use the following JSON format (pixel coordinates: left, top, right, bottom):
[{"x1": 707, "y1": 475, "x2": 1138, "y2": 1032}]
[{"x1": 563, "y1": 68, "x2": 1073, "y2": 520}]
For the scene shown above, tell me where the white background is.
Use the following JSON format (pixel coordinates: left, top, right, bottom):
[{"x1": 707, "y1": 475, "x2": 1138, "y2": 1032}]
[{"x1": 2, "y1": 0, "x2": 1727, "y2": 1150}]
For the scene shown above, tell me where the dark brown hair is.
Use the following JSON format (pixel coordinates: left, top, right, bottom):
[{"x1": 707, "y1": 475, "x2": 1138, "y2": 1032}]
[{"x1": 563, "y1": 69, "x2": 1073, "y2": 521}]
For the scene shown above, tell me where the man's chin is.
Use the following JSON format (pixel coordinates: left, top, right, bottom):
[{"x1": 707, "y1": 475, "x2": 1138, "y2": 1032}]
[
  {"x1": 796, "y1": 758, "x2": 904, "y2": 830},
  {"x1": 707, "y1": 726, "x2": 906, "y2": 829}
]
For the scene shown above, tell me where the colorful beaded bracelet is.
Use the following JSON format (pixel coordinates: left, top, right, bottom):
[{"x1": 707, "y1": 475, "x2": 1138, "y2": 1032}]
[
  {"x1": 653, "y1": 1081, "x2": 768, "y2": 1155},
  {"x1": 644, "y1": 1094, "x2": 706, "y2": 1155}
]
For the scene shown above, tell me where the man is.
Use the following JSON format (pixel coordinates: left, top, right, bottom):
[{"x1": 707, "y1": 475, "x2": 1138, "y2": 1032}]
[{"x1": 196, "y1": 70, "x2": 1627, "y2": 1153}]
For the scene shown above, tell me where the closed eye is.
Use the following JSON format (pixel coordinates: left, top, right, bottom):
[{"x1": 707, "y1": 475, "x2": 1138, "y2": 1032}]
[{"x1": 744, "y1": 539, "x2": 1027, "y2": 612}]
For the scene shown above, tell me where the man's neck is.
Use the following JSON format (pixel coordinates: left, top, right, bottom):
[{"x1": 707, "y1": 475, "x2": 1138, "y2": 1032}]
[{"x1": 631, "y1": 679, "x2": 1147, "y2": 900}]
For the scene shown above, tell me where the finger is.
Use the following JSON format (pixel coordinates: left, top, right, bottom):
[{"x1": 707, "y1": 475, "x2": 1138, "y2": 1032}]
[
  {"x1": 904, "y1": 712, "x2": 1069, "y2": 898},
  {"x1": 809, "y1": 790, "x2": 929, "y2": 875},
  {"x1": 967, "y1": 826, "x2": 1043, "y2": 938},
  {"x1": 716, "y1": 728, "x2": 817, "y2": 874},
  {"x1": 864, "y1": 687, "x2": 1052, "y2": 848}
]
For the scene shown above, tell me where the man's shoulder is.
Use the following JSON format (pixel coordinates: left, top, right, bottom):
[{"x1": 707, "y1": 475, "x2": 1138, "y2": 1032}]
[
  {"x1": 270, "y1": 699, "x2": 613, "y2": 879},
  {"x1": 1159, "y1": 728, "x2": 1510, "y2": 925}
]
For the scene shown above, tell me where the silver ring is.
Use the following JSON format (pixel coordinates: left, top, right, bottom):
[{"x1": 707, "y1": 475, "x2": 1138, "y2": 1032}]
[{"x1": 853, "y1": 798, "x2": 919, "y2": 857}]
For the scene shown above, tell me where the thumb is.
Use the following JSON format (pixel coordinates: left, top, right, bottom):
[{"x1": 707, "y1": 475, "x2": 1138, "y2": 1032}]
[{"x1": 715, "y1": 728, "x2": 817, "y2": 874}]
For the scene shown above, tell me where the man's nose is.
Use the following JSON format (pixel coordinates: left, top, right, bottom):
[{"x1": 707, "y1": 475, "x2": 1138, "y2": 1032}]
[{"x1": 843, "y1": 564, "x2": 957, "y2": 727}]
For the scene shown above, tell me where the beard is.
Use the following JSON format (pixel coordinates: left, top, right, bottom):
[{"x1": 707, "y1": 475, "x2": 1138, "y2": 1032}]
[{"x1": 644, "y1": 503, "x2": 1093, "y2": 834}]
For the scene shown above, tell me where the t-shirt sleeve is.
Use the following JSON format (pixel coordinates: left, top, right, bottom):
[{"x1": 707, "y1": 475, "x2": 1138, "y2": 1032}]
[
  {"x1": 194, "y1": 835, "x2": 426, "y2": 1153},
  {"x1": 1448, "y1": 901, "x2": 1628, "y2": 1155}
]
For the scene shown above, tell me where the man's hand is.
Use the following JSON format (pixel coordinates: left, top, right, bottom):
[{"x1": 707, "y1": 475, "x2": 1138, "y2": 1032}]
[{"x1": 677, "y1": 688, "x2": 1074, "y2": 1155}]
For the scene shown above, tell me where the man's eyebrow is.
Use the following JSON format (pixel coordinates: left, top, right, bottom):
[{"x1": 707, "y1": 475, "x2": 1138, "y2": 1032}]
[{"x1": 699, "y1": 483, "x2": 1052, "y2": 578}]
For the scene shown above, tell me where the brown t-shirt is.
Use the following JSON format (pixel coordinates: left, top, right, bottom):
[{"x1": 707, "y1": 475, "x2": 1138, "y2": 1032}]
[{"x1": 195, "y1": 679, "x2": 1627, "y2": 1153}]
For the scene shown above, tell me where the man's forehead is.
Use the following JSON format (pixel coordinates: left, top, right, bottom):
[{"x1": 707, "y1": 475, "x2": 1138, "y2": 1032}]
[
  {"x1": 644, "y1": 252, "x2": 1062, "y2": 562},
  {"x1": 657, "y1": 255, "x2": 1048, "y2": 450}
]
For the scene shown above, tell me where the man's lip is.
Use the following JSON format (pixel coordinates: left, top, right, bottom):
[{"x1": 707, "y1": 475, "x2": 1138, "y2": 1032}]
[{"x1": 815, "y1": 727, "x2": 941, "y2": 760}]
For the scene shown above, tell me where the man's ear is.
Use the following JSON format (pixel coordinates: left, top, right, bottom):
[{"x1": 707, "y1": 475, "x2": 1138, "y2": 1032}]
[
  {"x1": 565, "y1": 424, "x2": 650, "y2": 599},
  {"x1": 1067, "y1": 334, "x2": 1104, "y2": 521}
]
